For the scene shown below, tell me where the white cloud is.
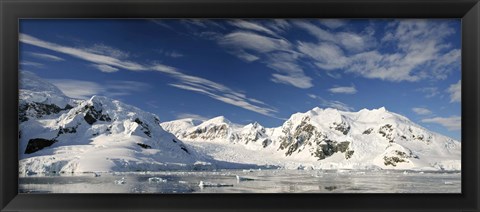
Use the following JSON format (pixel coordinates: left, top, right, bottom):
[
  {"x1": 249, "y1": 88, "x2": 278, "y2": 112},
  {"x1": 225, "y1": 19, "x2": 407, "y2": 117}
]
[
  {"x1": 422, "y1": 116, "x2": 461, "y2": 131},
  {"x1": 48, "y1": 79, "x2": 103, "y2": 99},
  {"x1": 150, "y1": 20, "x2": 173, "y2": 29},
  {"x1": 20, "y1": 34, "x2": 146, "y2": 71},
  {"x1": 180, "y1": 19, "x2": 226, "y2": 31},
  {"x1": 295, "y1": 21, "x2": 374, "y2": 53},
  {"x1": 219, "y1": 31, "x2": 291, "y2": 53},
  {"x1": 21, "y1": 33, "x2": 277, "y2": 117},
  {"x1": 91, "y1": 64, "x2": 119, "y2": 73},
  {"x1": 307, "y1": 94, "x2": 354, "y2": 111},
  {"x1": 176, "y1": 113, "x2": 210, "y2": 121},
  {"x1": 295, "y1": 20, "x2": 460, "y2": 82},
  {"x1": 152, "y1": 65, "x2": 278, "y2": 117},
  {"x1": 219, "y1": 31, "x2": 313, "y2": 89},
  {"x1": 83, "y1": 44, "x2": 131, "y2": 59},
  {"x1": 27, "y1": 52, "x2": 64, "y2": 61},
  {"x1": 266, "y1": 19, "x2": 291, "y2": 33},
  {"x1": 20, "y1": 61, "x2": 44, "y2": 68},
  {"x1": 229, "y1": 20, "x2": 279, "y2": 37},
  {"x1": 412, "y1": 107, "x2": 432, "y2": 115},
  {"x1": 297, "y1": 41, "x2": 349, "y2": 70},
  {"x1": 271, "y1": 74, "x2": 313, "y2": 89},
  {"x1": 48, "y1": 79, "x2": 151, "y2": 99},
  {"x1": 447, "y1": 80, "x2": 461, "y2": 103},
  {"x1": 235, "y1": 50, "x2": 260, "y2": 62},
  {"x1": 328, "y1": 85, "x2": 357, "y2": 94}
]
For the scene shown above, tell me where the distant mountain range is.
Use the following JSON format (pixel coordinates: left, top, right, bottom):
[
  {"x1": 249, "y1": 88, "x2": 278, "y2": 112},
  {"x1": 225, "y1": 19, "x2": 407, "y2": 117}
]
[{"x1": 19, "y1": 71, "x2": 461, "y2": 174}]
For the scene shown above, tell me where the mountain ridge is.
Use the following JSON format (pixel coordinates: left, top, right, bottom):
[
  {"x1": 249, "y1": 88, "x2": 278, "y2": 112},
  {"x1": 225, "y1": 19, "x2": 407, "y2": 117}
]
[{"x1": 19, "y1": 71, "x2": 461, "y2": 173}]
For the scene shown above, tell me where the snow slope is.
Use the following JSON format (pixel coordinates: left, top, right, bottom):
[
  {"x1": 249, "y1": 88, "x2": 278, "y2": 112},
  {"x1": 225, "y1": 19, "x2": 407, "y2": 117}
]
[
  {"x1": 162, "y1": 107, "x2": 461, "y2": 170},
  {"x1": 19, "y1": 71, "x2": 461, "y2": 173},
  {"x1": 19, "y1": 72, "x2": 207, "y2": 174}
]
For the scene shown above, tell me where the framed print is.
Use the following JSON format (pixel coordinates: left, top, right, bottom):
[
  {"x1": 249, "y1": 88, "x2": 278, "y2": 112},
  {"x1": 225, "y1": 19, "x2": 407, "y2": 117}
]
[{"x1": 1, "y1": 0, "x2": 479, "y2": 211}]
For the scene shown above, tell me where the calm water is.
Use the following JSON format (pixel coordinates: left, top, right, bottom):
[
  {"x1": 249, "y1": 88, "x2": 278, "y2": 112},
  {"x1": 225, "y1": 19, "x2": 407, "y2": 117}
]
[{"x1": 19, "y1": 170, "x2": 461, "y2": 193}]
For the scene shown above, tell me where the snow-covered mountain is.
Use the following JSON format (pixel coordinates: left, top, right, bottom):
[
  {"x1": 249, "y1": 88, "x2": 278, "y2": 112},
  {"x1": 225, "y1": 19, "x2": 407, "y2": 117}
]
[
  {"x1": 19, "y1": 71, "x2": 461, "y2": 173},
  {"x1": 19, "y1": 72, "x2": 206, "y2": 174},
  {"x1": 161, "y1": 107, "x2": 461, "y2": 170}
]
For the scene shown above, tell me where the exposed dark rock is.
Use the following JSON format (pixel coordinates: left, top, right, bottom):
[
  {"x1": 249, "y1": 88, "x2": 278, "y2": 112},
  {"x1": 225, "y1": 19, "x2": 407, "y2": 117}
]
[
  {"x1": 188, "y1": 124, "x2": 229, "y2": 140},
  {"x1": 313, "y1": 140, "x2": 351, "y2": 160},
  {"x1": 84, "y1": 113, "x2": 97, "y2": 125},
  {"x1": 331, "y1": 122, "x2": 350, "y2": 135},
  {"x1": 362, "y1": 128, "x2": 373, "y2": 135},
  {"x1": 378, "y1": 124, "x2": 394, "y2": 143},
  {"x1": 19, "y1": 102, "x2": 66, "y2": 122},
  {"x1": 25, "y1": 138, "x2": 57, "y2": 154},
  {"x1": 136, "y1": 143, "x2": 152, "y2": 149},
  {"x1": 134, "y1": 118, "x2": 152, "y2": 137},
  {"x1": 262, "y1": 138, "x2": 272, "y2": 148},
  {"x1": 345, "y1": 150, "x2": 355, "y2": 159},
  {"x1": 383, "y1": 156, "x2": 406, "y2": 167},
  {"x1": 154, "y1": 117, "x2": 161, "y2": 126},
  {"x1": 180, "y1": 145, "x2": 189, "y2": 154},
  {"x1": 383, "y1": 150, "x2": 413, "y2": 166},
  {"x1": 64, "y1": 104, "x2": 74, "y2": 110},
  {"x1": 279, "y1": 118, "x2": 316, "y2": 155},
  {"x1": 83, "y1": 105, "x2": 111, "y2": 125},
  {"x1": 57, "y1": 125, "x2": 78, "y2": 137}
]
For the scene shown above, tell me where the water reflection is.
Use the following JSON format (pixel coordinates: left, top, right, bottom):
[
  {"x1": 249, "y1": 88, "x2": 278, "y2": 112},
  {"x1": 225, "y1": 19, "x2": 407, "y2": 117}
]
[{"x1": 19, "y1": 170, "x2": 461, "y2": 193}]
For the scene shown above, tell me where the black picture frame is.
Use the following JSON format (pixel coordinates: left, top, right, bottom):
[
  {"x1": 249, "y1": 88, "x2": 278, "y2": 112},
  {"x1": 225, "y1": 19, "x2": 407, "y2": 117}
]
[{"x1": 1, "y1": 0, "x2": 479, "y2": 211}]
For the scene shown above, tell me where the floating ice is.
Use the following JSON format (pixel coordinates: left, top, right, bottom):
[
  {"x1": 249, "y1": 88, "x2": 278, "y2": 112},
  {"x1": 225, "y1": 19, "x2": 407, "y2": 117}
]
[
  {"x1": 148, "y1": 177, "x2": 167, "y2": 183},
  {"x1": 199, "y1": 181, "x2": 234, "y2": 188},
  {"x1": 114, "y1": 177, "x2": 126, "y2": 185},
  {"x1": 236, "y1": 175, "x2": 254, "y2": 181}
]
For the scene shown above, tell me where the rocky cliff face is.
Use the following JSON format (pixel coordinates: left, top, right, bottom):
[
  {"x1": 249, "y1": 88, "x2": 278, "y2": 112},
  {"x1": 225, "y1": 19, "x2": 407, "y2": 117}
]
[
  {"x1": 19, "y1": 71, "x2": 461, "y2": 172},
  {"x1": 162, "y1": 107, "x2": 461, "y2": 170},
  {"x1": 19, "y1": 72, "x2": 200, "y2": 174}
]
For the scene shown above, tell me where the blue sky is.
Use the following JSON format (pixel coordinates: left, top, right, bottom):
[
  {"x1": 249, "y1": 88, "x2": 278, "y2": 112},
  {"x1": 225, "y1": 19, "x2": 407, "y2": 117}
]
[{"x1": 19, "y1": 19, "x2": 461, "y2": 140}]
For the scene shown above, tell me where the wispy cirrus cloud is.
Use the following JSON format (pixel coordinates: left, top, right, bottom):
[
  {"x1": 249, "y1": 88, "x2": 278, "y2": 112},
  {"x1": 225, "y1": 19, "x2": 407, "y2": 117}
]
[
  {"x1": 27, "y1": 52, "x2": 65, "y2": 61},
  {"x1": 176, "y1": 113, "x2": 210, "y2": 121},
  {"x1": 307, "y1": 94, "x2": 354, "y2": 111},
  {"x1": 91, "y1": 64, "x2": 119, "y2": 73},
  {"x1": 20, "y1": 61, "x2": 44, "y2": 68},
  {"x1": 219, "y1": 31, "x2": 291, "y2": 54},
  {"x1": 295, "y1": 20, "x2": 375, "y2": 53},
  {"x1": 447, "y1": 80, "x2": 461, "y2": 103},
  {"x1": 228, "y1": 20, "x2": 279, "y2": 37},
  {"x1": 412, "y1": 107, "x2": 432, "y2": 115},
  {"x1": 48, "y1": 79, "x2": 151, "y2": 99},
  {"x1": 20, "y1": 34, "x2": 146, "y2": 71},
  {"x1": 422, "y1": 116, "x2": 461, "y2": 131},
  {"x1": 218, "y1": 31, "x2": 313, "y2": 89},
  {"x1": 152, "y1": 65, "x2": 278, "y2": 117},
  {"x1": 328, "y1": 85, "x2": 357, "y2": 94},
  {"x1": 20, "y1": 34, "x2": 278, "y2": 117}
]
